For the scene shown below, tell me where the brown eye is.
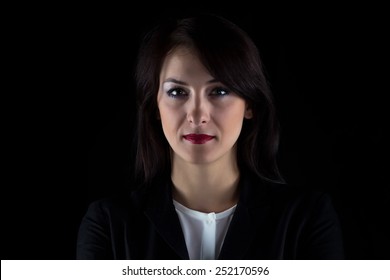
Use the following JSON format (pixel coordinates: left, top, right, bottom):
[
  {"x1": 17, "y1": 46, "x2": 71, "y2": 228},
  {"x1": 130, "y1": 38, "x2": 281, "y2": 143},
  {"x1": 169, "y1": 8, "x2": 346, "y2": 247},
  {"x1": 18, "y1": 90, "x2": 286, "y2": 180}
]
[
  {"x1": 167, "y1": 88, "x2": 187, "y2": 98},
  {"x1": 210, "y1": 87, "x2": 230, "y2": 97}
]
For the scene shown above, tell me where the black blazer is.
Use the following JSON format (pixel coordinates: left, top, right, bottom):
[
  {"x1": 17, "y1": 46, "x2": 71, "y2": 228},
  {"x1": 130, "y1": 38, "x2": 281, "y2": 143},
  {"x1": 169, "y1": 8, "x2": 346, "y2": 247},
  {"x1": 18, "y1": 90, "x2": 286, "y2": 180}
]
[{"x1": 77, "y1": 172, "x2": 344, "y2": 259}]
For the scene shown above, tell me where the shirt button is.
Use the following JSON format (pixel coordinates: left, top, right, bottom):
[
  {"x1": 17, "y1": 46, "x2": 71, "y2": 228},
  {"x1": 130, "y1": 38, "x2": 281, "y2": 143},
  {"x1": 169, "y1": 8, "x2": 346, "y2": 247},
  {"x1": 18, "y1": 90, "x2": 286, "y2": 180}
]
[{"x1": 207, "y1": 213, "x2": 216, "y2": 224}]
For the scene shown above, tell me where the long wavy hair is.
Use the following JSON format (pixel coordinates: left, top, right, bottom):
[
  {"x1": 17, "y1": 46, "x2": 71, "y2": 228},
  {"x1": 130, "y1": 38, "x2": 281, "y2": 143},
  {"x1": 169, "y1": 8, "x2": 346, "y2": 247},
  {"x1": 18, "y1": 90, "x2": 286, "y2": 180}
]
[{"x1": 133, "y1": 13, "x2": 285, "y2": 187}]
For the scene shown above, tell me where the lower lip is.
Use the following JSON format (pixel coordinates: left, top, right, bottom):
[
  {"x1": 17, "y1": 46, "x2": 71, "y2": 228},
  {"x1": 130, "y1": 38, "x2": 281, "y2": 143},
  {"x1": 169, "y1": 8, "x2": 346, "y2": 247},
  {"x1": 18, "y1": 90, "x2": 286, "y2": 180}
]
[{"x1": 183, "y1": 135, "x2": 215, "y2": 144}]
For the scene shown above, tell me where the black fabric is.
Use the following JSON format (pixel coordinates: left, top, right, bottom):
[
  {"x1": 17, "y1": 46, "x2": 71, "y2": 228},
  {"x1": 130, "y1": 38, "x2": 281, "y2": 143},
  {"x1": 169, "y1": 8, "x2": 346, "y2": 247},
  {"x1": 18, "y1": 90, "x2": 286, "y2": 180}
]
[{"x1": 77, "y1": 172, "x2": 344, "y2": 259}]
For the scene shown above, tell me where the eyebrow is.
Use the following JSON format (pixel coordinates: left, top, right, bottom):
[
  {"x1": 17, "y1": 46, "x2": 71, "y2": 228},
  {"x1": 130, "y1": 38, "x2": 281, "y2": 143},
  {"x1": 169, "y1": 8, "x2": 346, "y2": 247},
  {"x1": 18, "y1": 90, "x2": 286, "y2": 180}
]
[{"x1": 163, "y1": 78, "x2": 218, "y2": 85}]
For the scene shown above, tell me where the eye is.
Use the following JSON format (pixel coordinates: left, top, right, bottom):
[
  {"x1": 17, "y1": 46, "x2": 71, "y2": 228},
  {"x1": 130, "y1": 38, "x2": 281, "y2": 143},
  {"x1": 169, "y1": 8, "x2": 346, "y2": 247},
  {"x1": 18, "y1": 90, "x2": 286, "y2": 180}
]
[
  {"x1": 166, "y1": 87, "x2": 188, "y2": 98},
  {"x1": 210, "y1": 87, "x2": 230, "y2": 97}
]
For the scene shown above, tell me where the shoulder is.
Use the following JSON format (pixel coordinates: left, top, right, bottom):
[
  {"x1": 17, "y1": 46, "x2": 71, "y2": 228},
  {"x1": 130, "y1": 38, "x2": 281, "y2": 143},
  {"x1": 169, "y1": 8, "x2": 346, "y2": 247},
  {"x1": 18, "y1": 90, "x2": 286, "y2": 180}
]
[
  {"x1": 268, "y1": 182, "x2": 333, "y2": 208},
  {"x1": 83, "y1": 181, "x2": 167, "y2": 218},
  {"x1": 243, "y1": 172, "x2": 337, "y2": 216},
  {"x1": 83, "y1": 190, "x2": 146, "y2": 222},
  {"x1": 270, "y1": 182, "x2": 335, "y2": 213}
]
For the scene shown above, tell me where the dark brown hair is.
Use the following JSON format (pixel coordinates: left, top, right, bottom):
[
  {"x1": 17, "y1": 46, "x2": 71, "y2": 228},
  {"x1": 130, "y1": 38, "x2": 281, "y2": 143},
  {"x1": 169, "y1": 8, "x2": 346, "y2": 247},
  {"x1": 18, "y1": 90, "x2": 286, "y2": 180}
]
[{"x1": 134, "y1": 13, "x2": 284, "y2": 187}]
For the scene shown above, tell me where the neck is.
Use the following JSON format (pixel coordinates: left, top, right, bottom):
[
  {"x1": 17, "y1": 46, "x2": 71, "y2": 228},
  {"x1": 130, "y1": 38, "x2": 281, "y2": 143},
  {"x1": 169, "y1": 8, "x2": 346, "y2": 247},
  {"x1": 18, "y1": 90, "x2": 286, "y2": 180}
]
[{"x1": 171, "y1": 151, "x2": 240, "y2": 213}]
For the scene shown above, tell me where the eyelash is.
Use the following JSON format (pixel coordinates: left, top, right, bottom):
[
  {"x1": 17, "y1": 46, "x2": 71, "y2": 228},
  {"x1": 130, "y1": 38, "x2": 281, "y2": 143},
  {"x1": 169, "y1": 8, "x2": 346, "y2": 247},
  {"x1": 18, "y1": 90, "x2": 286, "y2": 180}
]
[
  {"x1": 166, "y1": 87, "x2": 230, "y2": 98},
  {"x1": 167, "y1": 88, "x2": 187, "y2": 98}
]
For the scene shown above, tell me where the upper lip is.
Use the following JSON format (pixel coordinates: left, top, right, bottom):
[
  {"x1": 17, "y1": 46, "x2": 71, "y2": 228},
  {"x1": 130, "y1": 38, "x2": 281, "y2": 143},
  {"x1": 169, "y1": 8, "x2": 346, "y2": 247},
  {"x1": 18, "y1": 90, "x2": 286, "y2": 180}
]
[{"x1": 184, "y1": 133, "x2": 214, "y2": 138}]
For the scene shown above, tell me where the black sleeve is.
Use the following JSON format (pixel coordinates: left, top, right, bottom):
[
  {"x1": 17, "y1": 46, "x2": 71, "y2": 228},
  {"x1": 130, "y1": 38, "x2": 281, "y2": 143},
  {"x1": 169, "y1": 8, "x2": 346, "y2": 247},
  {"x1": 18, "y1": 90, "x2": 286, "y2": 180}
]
[
  {"x1": 300, "y1": 192, "x2": 345, "y2": 259},
  {"x1": 76, "y1": 200, "x2": 113, "y2": 259}
]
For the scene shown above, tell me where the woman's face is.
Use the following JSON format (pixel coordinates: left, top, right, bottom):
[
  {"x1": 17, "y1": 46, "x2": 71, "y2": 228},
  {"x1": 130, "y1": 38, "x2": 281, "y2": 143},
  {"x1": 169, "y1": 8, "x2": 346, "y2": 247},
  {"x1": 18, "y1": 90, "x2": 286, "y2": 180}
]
[{"x1": 157, "y1": 46, "x2": 252, "y2": 165}]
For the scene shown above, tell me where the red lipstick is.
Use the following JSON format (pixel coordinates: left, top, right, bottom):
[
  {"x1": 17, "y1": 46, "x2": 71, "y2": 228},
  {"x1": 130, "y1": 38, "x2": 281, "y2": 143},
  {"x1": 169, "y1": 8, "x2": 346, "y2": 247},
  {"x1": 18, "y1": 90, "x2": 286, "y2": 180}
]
[{"x1": 183, "y1": 134, "x2": 215, "y2": 144}]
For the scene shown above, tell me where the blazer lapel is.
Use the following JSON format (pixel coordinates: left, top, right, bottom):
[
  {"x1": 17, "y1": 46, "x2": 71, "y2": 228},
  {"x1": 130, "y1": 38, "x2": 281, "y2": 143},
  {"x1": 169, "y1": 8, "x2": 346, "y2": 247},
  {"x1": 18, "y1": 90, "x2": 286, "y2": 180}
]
[
  {"x1": 218, "y1": 172, "x2": 270, "y2": 259},
  {"x1": 143, "y1": 181, "x2": 190, "y2": 260}
]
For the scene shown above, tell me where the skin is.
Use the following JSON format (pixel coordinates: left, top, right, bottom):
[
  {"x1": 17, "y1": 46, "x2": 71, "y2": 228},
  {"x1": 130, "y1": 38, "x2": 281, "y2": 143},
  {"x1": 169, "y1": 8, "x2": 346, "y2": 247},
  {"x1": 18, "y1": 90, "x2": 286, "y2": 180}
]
[{"x1": 157, "y1": 46, "x2": 252, "y2": 213}]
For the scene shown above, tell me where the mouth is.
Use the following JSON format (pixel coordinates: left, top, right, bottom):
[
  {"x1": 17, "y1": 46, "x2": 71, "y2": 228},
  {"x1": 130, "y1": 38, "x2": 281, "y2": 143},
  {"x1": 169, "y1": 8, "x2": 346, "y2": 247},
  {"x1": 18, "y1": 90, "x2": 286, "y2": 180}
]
[{"x1": 183, "y1": 134, "x2": 215, "y2": 144}]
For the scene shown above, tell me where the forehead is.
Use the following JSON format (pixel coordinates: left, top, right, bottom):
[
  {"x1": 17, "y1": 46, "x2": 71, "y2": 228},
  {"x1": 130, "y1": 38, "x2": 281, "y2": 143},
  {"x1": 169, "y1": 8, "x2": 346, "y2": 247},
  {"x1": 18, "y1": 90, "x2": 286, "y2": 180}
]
[{"x1": 159, "y1": 46, "x2": 212, "y2": 80}]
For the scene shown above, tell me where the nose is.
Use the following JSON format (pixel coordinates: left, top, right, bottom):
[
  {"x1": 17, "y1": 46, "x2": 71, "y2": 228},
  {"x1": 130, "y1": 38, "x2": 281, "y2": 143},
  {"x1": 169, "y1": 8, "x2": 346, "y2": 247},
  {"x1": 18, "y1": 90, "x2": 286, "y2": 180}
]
[{"x1": 187, "y1": 95, "x2": 210, "y2": 126}]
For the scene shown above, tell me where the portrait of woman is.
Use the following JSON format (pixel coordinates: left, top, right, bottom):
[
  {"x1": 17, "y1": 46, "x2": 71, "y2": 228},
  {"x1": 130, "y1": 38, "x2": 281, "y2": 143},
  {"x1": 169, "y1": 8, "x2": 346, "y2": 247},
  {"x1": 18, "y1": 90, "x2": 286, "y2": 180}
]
[
  {"x1": 77, "y1": 13, "x2": 345, "y2": 259},
  {"x1": 1, "y1": 4, "x2": 387, "y2": 265}
]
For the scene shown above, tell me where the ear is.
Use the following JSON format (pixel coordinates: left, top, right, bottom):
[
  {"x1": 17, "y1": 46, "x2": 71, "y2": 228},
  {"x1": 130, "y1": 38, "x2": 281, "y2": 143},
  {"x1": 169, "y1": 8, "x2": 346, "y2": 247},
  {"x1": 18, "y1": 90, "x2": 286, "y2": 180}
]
[{"x1": 244, "y1": 105, "x2": 253, "y2": 119}]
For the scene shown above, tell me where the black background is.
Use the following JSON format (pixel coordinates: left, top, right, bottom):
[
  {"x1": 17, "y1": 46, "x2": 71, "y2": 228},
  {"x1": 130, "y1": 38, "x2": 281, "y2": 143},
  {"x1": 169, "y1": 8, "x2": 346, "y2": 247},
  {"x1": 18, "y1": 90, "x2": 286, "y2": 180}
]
[{"x1": 3, "y1": 4, "x2": 388, "y2": 259}]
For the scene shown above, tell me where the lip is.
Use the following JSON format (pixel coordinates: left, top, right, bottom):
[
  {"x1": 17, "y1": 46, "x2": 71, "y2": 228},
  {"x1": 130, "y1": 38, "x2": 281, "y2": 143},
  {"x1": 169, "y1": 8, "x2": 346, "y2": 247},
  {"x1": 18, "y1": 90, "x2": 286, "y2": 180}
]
[{"x1": 183, "y1": 134, "x2": 215, "y2": 144}]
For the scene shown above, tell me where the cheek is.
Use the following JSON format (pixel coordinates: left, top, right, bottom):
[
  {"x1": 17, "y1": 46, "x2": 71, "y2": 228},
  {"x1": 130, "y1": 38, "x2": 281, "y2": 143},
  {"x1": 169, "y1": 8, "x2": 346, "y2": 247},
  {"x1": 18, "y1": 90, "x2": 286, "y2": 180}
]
[
  {"x1": 159, "y1": 103, "x2": 183, "y2": 132},
  {"x1": 215, "y1": 102, "x2": 246, "y2": 126}
]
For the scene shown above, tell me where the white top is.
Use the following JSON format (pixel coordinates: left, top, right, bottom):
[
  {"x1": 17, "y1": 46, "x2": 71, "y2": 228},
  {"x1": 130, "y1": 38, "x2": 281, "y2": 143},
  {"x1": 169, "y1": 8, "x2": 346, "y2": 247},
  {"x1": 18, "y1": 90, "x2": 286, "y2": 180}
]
[{"x1": 173, "y1": 200, "x2": 237, "y2": 260}]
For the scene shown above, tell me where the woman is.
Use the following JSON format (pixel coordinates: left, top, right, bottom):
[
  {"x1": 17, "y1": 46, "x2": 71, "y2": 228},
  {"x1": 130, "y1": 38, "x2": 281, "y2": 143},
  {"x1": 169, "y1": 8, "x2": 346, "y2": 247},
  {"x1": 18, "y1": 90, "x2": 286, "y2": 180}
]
[{"x1": 78, "y1": 13, "x2": 344, "y2": 259}]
